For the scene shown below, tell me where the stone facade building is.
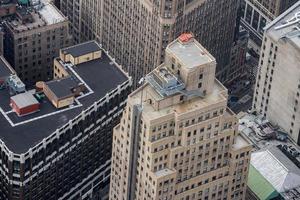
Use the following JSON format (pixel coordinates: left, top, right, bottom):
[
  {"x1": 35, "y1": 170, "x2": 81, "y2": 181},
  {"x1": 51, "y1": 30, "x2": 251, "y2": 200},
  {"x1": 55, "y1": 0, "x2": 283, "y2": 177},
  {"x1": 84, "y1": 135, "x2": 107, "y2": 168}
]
[
  {"x1": 110, "y1": 34, "x2": 252, "y2": 200},
  {"x1": 253, "y1": 2, "x2": 300, "y2": 145},
  {"x1": 59, "y1": 0, "x2": 240, "y2": 87}
]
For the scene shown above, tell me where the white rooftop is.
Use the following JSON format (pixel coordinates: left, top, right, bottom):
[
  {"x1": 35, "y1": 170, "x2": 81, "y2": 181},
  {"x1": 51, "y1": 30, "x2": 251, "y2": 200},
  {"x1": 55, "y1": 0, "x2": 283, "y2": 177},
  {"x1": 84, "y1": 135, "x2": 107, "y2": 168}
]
[
  {"x1": 251, "y1": 147, "x2": 300, "y2": 193},
  {"x1": 7, "y1": 1, "x2": 66, "y2": 32},
  {"x1": 168, "y1": 37, "x2": 214, "y2": 68},
  {"x1": 38, "y1": 2, "x2": 65, "y2": 25}
]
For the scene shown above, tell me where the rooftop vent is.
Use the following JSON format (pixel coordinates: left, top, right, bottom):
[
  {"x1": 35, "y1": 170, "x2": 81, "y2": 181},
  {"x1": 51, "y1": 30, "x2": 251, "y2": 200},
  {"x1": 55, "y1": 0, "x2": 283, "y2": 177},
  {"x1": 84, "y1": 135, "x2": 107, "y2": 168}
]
[
  {"x1": 178, "y1": 33, "x2": 194, "y2": 44},
  {"x1": 7, "y1": 74, "x2": 25, "y2": 94},
  {"x1": 146, "y1": 66, "x2": 185, "y2": 97}
]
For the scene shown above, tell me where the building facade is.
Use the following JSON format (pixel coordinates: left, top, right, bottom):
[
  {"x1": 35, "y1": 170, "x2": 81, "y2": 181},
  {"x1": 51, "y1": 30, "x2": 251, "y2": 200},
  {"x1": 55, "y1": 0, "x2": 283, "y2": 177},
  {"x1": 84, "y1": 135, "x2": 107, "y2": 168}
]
[
  {"x1": 59, "y1": 0, "x2": 240, "y2": 87},
  {"x1": 253, "y1": 2, "x2": 300, "y2": 145},
  {"x1": 224, "y1": 27, "x2": 249, "y2": 85},
  {"x1": 2, "y1": 0, "x2": 72, "y2": 86},
  {"x1": 240, "y1": 0, "x2": 297, "y2": 53},
  {"x1": 0, "y1": 29, "x2": 3, "y2": 55},
  {"x1": 110, "y1": 34, "x2": 252, "y2": 200},
  {"x1": 0, "y1": 41, "x2": 131, "y2": 200}
]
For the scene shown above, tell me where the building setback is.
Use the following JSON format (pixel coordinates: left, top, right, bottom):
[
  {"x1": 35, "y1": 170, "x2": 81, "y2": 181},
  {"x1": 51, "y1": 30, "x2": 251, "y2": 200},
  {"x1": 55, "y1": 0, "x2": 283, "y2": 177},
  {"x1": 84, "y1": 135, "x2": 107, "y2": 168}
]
[
  {"x1": 59, "y1": 0, "x2": 240, "y2": 87},
  {"x1": 0, "y1": 41, "x2": 131, "y2": 200},
  {"x1": 253, "y1": 2, "x2": 300, "y2": 145},
  {"x1": 110, "y1": 34, "x2": 252, "y2": 200},
  {"x1": 2, "y1": 0, "x2": 72, "y2": 86}
]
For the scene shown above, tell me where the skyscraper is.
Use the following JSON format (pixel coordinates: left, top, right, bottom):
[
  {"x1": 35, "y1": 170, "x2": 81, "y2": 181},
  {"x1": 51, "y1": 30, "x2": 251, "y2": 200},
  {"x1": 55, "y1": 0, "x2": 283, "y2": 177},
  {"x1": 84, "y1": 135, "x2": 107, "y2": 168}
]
[
  {"x1": 0, "y1": 41, "x2": 131, "y2": 200},
  {"x1": 110, "y1": 34, "x2": 252, "y2": 200},
  {"x1": 60, "y1": 0, "x2": 240, "y2": 87},
  {"x1": 253, "y1": 2, "x2": 300, "y2": 145},
  {"x1": 240, "y1": 0, "x2": 297, "y2": 53}
]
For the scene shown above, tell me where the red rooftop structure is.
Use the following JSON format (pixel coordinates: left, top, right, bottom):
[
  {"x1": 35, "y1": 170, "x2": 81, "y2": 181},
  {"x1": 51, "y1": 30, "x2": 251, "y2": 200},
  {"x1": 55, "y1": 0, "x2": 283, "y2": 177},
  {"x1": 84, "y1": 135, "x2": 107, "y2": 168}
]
[
  {"x1": 10, "y1": 92, "x2": 40, "y2": 116},
  {"x1": 178, "y1": 33, "x2": 194, "y2": 43}
]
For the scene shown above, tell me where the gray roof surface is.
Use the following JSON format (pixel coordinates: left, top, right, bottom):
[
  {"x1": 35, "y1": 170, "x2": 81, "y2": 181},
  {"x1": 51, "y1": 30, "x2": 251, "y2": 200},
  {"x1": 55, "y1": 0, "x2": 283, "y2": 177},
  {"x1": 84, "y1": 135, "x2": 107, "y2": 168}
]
[
  {"x1": 11, "y1": 92, "x2": 39, "y2": 108},
  {"x1": 168, "y1": 39, "x2": 214, "y2": 68},
  {"x1": 0, "y1": 53, "x2": 128, "y2": 154},
  {"x1": 265, "y1": 1, "x2": 300, "y2": 48},
  {"x1": 251, "y1": 146, "x2": 300, "y2": 193},
  {"x1": 46, "y1": 76, "x2": 78, "y2": 98},
  {"x1": 62, "y1": 41, "x2": 101, "y2": 57}
]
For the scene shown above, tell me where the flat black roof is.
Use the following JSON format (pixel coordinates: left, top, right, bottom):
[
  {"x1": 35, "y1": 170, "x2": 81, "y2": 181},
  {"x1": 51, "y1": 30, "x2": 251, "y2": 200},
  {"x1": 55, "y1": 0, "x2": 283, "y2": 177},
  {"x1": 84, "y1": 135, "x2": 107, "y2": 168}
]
[
  {"x1": 0, "y1": 53, "x2": 128, "y2": 154},
  {"x1": 62, "y1": 41, "x2": 101, "y2": 58},
  {"x1": 46, "y1": 76, "x2": 79, "y2": 98},
  {"x1": 0, "y1": 56, "x2": 13, "y2": 78}
]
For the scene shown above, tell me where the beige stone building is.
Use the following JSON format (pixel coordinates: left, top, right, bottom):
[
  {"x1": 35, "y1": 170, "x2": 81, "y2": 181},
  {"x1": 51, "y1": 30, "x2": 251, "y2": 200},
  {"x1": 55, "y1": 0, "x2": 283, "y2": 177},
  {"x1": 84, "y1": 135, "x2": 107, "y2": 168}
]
[
  {"x1": 60, "y1": 0, "x2": 239, "y2": 87},
  {"x1": 110, "y1": 34, "x2": 252, "y2": 200},
  {"x1": 253, "y1": 2, "x2": 300, "y2": 145}
]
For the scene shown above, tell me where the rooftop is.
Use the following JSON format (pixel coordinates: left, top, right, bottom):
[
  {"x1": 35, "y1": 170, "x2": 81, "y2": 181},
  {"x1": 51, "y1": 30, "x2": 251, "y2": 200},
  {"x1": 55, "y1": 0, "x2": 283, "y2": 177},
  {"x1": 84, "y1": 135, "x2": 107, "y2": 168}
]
[
  {"x1": 130, "y1": 79, "x2": 228, "y2": 122},
  {"x1": 154, "y1": 168, "x2": 175, "y2": 178},
  {"x1": 250, "y1": 147, "x2": 300, "y2": 194},
  {"x1": 167, "y1": 36, "x2": 215, "y2": 68},
  {"x1": 5, "y1": 0, "x2": 66, "y2": 33},
  {"x1": 46, "y1": 76, "x2": 79, "y2": 99},
  {"x1": 133, "y1": 34, "x2": 227, "y2": 121},
  {"x1": 232, "y1": 134, "x2": 251, "y2": 150},
  {"x1": 238, "y1": 113, "x2": 300, "y2": 153},
  {"x1": 0, "y1": 51, "x2": 128, "y2": 154},
  {"x1": 11, "y1": 91, "x2": 39, "y2": 109},
  {"x1": 239, "y1": 112, "x2": 300, "y2": 199},
  {"x1": 265, "y1": 1, "x2": 300, "y2": 48},
  {"x1": 38, "y1": 2, "x2": 65, "y2": 25},
  {"x1": 248, "y1": 165, "x2": 279, "y2": 200},
  {"x1": 62, "y1": 41, "x2": 102, "y2": 57}
]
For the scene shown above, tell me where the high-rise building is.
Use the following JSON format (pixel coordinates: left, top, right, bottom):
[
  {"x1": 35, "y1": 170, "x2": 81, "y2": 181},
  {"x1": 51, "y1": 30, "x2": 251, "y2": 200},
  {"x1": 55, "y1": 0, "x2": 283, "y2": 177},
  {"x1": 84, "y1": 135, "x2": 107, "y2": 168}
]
[
  {"x1": 110, "y1": 34, "x2": 252, "y2": 200},
  {"x1": 2, "y1": 0, "x2": 72, "y2": 86},
  {"x1": 253, "y1": 2, "x2": 300, "y2": 145},
  {"x1": 240, "y1": 0, "x2": 297, "y2": 53},
  {"x1": 0, "y1": 41, "x2": 131, "y2": 200},
  {"x1": 224, "y1": 27, "x2": 249, "y2": 85},
  {"x1": 59, "y1": 0, "x2": 240, "y2": 87}
]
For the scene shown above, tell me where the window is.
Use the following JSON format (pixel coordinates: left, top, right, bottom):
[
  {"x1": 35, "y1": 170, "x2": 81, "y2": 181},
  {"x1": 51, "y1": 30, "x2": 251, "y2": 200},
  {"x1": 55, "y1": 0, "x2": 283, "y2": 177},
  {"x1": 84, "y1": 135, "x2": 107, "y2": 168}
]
[{"x1": 198, "y1": 82, "x2": 202, "y2": 88}]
